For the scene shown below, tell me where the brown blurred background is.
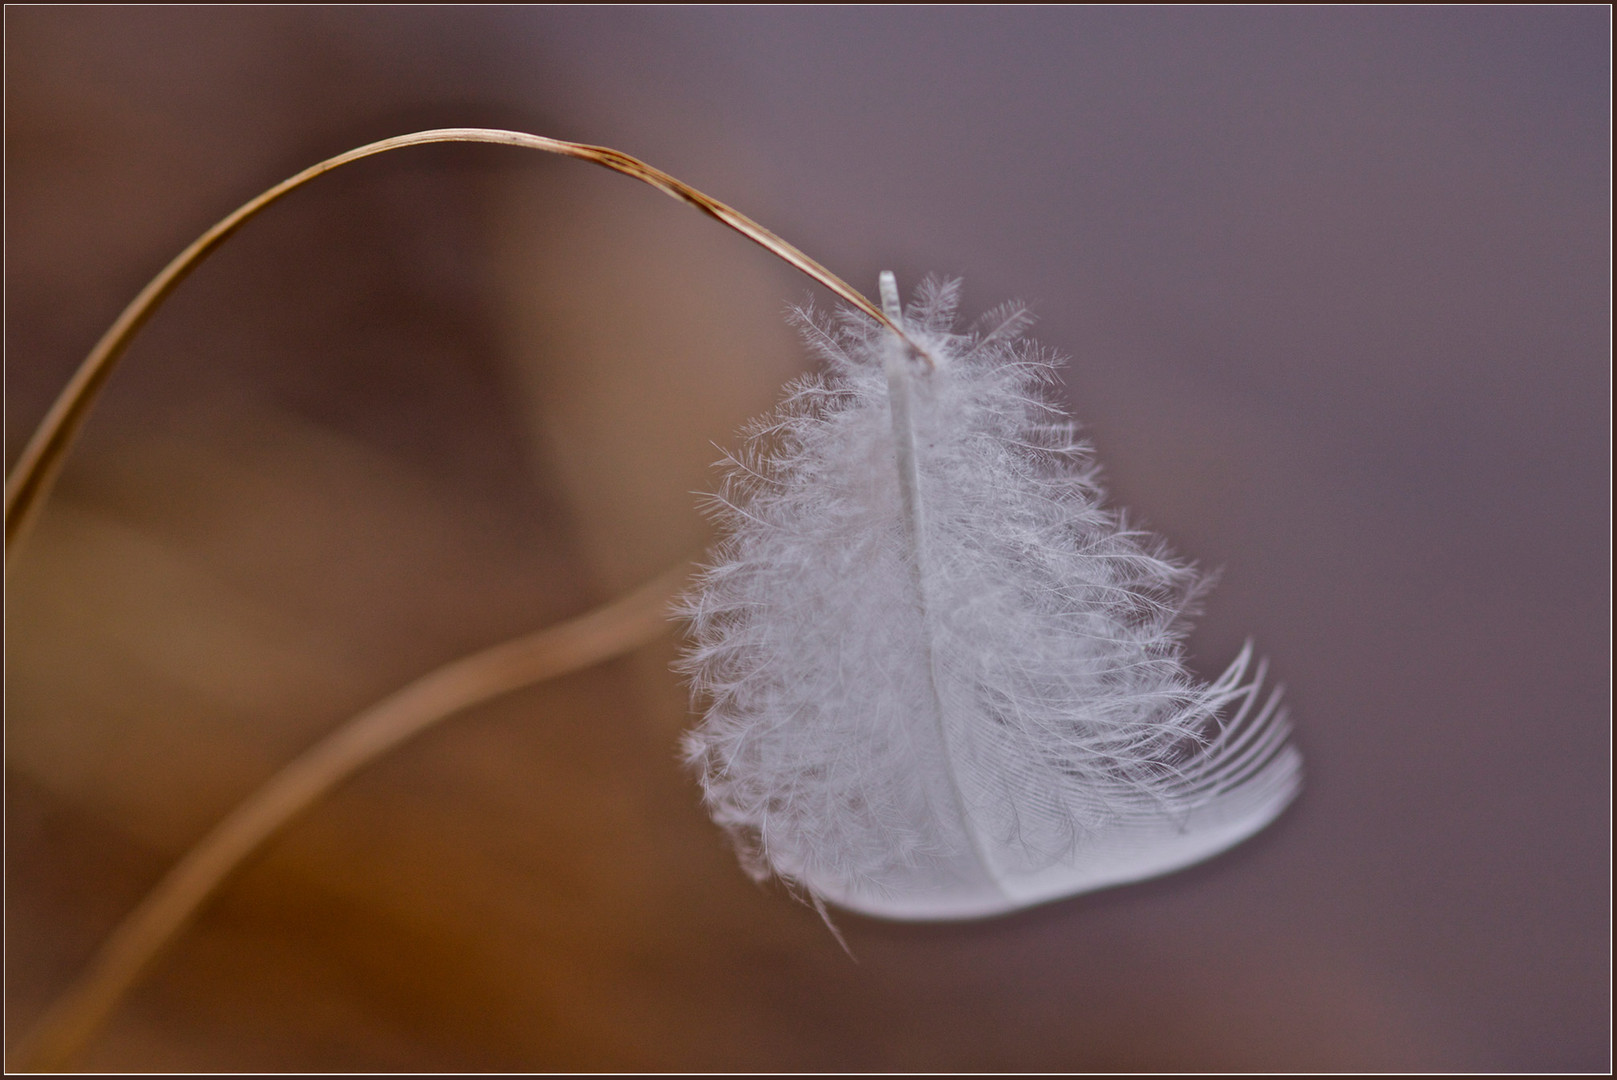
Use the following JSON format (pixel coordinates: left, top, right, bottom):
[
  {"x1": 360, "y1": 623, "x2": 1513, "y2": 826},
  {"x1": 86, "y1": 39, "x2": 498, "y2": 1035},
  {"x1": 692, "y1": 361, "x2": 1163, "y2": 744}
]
[{"x1": 5, "y1": 7, "x2": 1608, "y2": 1072}]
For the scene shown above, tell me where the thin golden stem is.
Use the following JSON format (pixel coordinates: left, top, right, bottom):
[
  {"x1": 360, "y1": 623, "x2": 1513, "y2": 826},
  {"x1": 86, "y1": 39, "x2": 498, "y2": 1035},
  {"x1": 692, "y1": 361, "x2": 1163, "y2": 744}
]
[
  {"x1": 9, "y1": 561, "x2": 690, "y2": 1073},
  {"x1": 3, "y1": 127, "x2": 904, "y2": 565}
]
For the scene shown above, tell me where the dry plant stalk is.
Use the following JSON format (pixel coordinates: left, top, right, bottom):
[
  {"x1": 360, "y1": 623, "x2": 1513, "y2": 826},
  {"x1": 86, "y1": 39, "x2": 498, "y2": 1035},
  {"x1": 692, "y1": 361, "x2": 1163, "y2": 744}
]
[
  {"x1": 8, "y1": 129, "x2": 892, "y2": 1069},
  {"x1": 11, "y1": 563, "x2": 687, "y2": 1072},
  {"x1": 3, "y1": 127, "x2": 904, "y2": 565}
]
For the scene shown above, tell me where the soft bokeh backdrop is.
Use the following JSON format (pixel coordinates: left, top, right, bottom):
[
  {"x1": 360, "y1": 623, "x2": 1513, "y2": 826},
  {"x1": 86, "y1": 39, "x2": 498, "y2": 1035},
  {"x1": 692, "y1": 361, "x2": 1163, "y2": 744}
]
[{"x1": 6, "y1": 7, "x2": 1608, "y2": 1071}]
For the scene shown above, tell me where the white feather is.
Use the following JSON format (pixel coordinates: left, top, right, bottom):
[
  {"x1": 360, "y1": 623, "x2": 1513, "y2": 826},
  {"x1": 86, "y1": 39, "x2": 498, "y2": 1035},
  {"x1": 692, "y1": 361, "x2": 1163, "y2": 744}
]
[{"x1": 678, "y1": 276, "x2": 1301, "y2": 920}]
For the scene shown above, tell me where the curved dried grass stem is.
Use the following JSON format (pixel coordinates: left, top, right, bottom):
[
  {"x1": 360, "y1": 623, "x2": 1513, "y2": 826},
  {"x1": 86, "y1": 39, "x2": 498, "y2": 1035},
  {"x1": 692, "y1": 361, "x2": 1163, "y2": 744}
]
[
  {"x1": 10, "y1": 561, "x2": 690, "y2": 1073},
  {"x1": 3, "y1": 127, "x2": 904, "y2": 564}
]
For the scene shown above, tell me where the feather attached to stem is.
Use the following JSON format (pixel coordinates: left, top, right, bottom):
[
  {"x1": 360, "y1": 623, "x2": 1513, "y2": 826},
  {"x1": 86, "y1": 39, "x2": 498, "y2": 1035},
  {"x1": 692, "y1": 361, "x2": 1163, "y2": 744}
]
[{"x1": 680, "y1": 275, "x2": 1301, "y2": 919}]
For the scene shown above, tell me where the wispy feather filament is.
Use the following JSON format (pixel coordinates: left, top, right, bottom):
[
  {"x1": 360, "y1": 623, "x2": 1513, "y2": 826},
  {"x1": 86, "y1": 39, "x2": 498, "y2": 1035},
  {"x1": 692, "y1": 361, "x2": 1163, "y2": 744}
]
[{"x1": 680, "y1": 277, "x2": 1301, "y2": 920}]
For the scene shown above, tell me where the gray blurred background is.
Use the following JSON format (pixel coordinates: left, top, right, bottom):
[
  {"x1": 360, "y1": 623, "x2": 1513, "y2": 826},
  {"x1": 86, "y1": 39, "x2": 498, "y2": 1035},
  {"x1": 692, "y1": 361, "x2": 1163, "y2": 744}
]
[{"x1": 6, "y1": 7, "x2": 1608, "y2": 1071}]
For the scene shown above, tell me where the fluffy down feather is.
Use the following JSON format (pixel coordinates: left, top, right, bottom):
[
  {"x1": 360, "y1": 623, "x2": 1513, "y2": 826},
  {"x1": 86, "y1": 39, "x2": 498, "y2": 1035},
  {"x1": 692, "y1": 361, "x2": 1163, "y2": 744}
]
[{"x1": 678, "y1": 277, "x2": 1300, "y2": 920}]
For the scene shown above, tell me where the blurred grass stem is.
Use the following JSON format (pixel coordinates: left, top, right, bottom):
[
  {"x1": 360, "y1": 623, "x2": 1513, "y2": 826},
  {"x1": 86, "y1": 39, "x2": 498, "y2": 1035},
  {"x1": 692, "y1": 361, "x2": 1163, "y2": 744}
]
[{"x1": 11, "y1": 561, "x2": 689, "y2": 1072}]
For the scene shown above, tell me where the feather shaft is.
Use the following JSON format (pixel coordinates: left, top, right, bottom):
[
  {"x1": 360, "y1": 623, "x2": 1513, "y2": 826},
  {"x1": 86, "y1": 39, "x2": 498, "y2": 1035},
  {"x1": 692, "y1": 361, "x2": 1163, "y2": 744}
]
[{"x1": 879, "y1": 272, "x2": 1002, "y2": 901}]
